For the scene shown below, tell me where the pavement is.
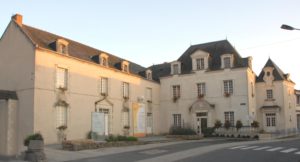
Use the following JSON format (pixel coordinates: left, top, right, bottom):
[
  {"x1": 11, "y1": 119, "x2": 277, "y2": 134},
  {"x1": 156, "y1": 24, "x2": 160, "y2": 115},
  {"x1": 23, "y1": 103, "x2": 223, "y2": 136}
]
[{"x1": 2, "y1": 136, "x2": 300, "y2": 162}]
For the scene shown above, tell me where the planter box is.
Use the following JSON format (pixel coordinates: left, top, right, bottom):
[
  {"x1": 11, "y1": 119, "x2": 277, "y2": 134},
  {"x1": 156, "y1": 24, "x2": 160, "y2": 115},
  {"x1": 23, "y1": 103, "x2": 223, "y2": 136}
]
[{"x1": 24, "y1": 140, "x2": 46, "y2": 162}]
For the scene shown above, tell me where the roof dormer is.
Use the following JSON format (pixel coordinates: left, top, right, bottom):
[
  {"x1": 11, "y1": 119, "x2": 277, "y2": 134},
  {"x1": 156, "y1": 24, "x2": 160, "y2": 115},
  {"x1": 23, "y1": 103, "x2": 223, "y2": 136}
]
[
  {"x1": 190, "y1": 50, "x2": 209, "y2": 71},
  {"x1": 146, "y1": 69, "x2": 152, "y2": 80},
  {"x1": 171, "y1": 61, "x2": 181, "y2": 75},
  {"x1": 122, "y1": 61, "x2": 129, "y2": 73},
  {"x1": 99, "y1": 53, "x2": 109, "y2": 67},
  {"x1": 221, "y1": 54, "x2": 234, "y2": 69},
  {"x1": 56, "y1": 39, "x2": 69, "y2": 55},
  {"x1": 263, "y1": 67, "x2": 274, "y2": 86}
]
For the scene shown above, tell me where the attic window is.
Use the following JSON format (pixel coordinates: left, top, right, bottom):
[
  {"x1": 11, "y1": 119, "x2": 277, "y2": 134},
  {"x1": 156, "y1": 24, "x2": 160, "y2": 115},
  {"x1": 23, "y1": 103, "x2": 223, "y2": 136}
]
[
  {"x1": 146, "y1": 70, "x2": 152, "y2": 80},
  {"x1": 221, "y1": 54, "x2": 233, "y2": 69},
  {"x1": 171, "y1": 61, "x2": 181, "y2": 75},
  {"x1": 266, "y1": 72, "x2": 271, "y2": 76},
  {"x1": 224, "y1": 57, "x2": 231, "y2": 68},
  {"x1": 99, "y1": 53, "x2": 109, "y2": 67},
  {"x1": 56, "y1": 39, "x2": 69, "y2": 55},
  {"x1": 122, "y1": 61, "x2": 129, "y2": 73}
]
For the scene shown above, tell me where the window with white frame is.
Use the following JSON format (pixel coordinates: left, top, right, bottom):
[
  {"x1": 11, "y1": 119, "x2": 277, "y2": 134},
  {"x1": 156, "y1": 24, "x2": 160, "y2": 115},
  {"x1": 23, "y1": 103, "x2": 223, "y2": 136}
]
[
  {"x1": 122, "y1": 110, "x2": 129, "y2": 128},
  {"x1": 102, "y1": 57, "x2": 108, "y2": 66},
  {"x1": 146, "y1": 88, "x2": 152, "y2": 102},
  {"x1": 266, "y1": 113, "x2": 276, "y2": 127},
  {"x1": 197, "y1": 83, "x2": 206, "y2": 97},
  {"x1": 173, "y1": 64, "x2": 179, "y2": 74},
  {"x1": 172, "y1": 85, "x2": 180, "y2": 99},
  {"x1": 56, "y1": 67, "x2": 68, "y2": 89},
  {"x1": 173, "y1": 114, "x2": 182, "y2": 127},
  {"x1": 266, "y1": 89, "x2": 273, "y2": 100},
  {"x1": 100, "y1": 77, "x2": 108, "y2": 95},
  {"x1": 223, "y1": 80, "x2": 233, "y2": 95},
  {"x1": 146, "y1": 70, "x2": 152, "y2": 80},
  {"x1": 224, "y1": 57, "x2": 231, "y2": 68},
  {"x1": 123, "y1": 64, "x2": 128, "y2": 72},
  {"x1": 196, "y1": 58, "x2": 205, "y2": 70},
  {"x1": 123, "y1": 82, "x2": 129, "y2": 98},
  {"x1": 56, "y1": 106, "x2": 67, "y2": 127},
  {"x1": 224, "y1": 111, "x2": 234, "y2": 126}
]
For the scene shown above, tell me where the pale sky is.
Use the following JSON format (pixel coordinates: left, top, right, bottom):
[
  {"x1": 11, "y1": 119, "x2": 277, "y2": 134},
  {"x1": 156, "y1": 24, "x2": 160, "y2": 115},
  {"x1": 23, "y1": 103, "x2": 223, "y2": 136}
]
[{"x1": 1, "y1": 0, "x2": 300, "y2": 89}]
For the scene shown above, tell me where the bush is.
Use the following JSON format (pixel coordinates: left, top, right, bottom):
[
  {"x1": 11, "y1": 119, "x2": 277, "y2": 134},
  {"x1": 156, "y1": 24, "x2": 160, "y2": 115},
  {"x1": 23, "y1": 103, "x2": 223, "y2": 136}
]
[
  {"x1": 202, "y1": 127, "x2": 215, "y2": 137},
  {"x1": 251, "y1": 121, "x2": 259, "y2": 128},
  {"x1": 231, "y1": 134, "x2": 234, "y2": 138},
  {"x1": 236, "y1": 120, "x2": 243, "y2": 131},
  {"x1": 224, "y1": 120, "x2": 231, "y2": 130},
  {"x1": 253, "y1": 135, "x2": 259, "y2": 139},
  {"x1": 105, "y1": 135, "x2": 138, "y2": 142},
  {"x1": 214, "y1": 120, "x2": 222, "y2": 129},
  {"x1": 169, "y1": 126, "x2": 197, "y2": 135},
  {"x1": 24, "y1": 133, "x2": 44, "y2": 146}
]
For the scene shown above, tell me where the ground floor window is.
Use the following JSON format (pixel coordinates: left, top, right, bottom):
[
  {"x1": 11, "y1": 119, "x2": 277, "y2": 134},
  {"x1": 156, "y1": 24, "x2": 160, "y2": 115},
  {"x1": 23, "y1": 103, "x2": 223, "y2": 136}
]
[
  {"x1": 147, "y1": 113, "x2": 153, "y2": 128},
  {"x1": 266, "y1": 113, "x2": 276, "y2": 127},
  {"x1": 173, "y1": 114, "x2": 182, "y2": 127},
  {"x1": 122, "y1": 110, "x2": 129, "y2": 128},
  {"x1": 56, "y1": 106, "x2": 67, "y2": 127},
  {"x1": 224, "y1": 111, "x2": 234, "y2": 126}
]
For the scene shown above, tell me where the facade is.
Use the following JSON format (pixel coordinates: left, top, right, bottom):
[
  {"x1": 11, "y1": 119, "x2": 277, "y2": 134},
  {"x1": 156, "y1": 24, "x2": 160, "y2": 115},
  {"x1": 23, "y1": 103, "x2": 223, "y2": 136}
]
[{"x1": 0, "y1": 14, "x2": 299, "y2": 156}]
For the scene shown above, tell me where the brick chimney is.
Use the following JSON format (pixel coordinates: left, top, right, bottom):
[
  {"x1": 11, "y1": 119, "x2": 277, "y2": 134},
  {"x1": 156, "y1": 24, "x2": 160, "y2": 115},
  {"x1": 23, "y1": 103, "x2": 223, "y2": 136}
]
[{"x1": 12, "y1": 14, "x2": 23, "y2": 26}]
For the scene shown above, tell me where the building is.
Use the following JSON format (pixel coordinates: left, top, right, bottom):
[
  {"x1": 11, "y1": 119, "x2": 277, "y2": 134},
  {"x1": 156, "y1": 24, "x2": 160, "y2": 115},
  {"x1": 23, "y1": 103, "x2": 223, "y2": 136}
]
[{"x1": 0, "y1": 14, "x2": 299, "y2": 156}]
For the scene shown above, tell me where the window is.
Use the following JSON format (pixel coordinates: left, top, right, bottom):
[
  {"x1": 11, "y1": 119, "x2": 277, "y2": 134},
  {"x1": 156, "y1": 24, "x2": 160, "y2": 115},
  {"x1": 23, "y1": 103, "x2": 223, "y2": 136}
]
[
  {"x1": 266, "y1": 89, "x2": 273, "y2": 99},
  {"x1": 100, "y1": 78, "x2": 108, "y2": 95},
  {"x1": 173, "y1": 114, "x2": 182, "y2": 127},
  {"x1": 147, "y1": 113, "x2": 153, "y2": 128},
  {"x1": 224, "y1": 111, "x2": 234, "y2": 126},
  {"x1": 251, "y1": 82, "x2": 254, "y2": 97},
  {"x1": 266, "y1": 113, "x2": 276, "y2": 127},
  {"x1": 224, "y1": 57, "x2": 231, "y2": 68},
  {"x1": 123, "y1": 82, "x2": 129, "y2": 98},
  {"x1": 197, "y1": 83, "x2": 206, "y2": 97},
  {"x1": 223, "y1": 80, "x2": 233, "y2": 95},
  {"x1": 56, "y1": 106, "x2": 67, "y2": 127},
  {"x1": 122, "y1": 110, "x2": 129, "y2": 127},
  {"x1": 196, "y1": 58, "x2": 205, "y2": 70},
  {"x1": 172, "y1": 85, "x2": 180, "y2": 99},
  {"x1": 60, "y1": 44, "x2": 67, "y2": 54},
  {"x1": 297, "y1": 95, "x2": 300, "y2": 105},
  {"x1": 146, "y1": 71, "x2": 152, "y2": 80},
  {"x1": 56, "y1": 67, "x2": 68, "y2": 89},
  {"x1": 123, "y1": 64, "x2": 128, "y2": 72},
  {"x1": 102, "y1": 57, "x2": 108, "y2": 66},
  {"x1": 146, "y1": 88, "x2": 152, "y2": 102},
  {"x1": 173, "y1": 64, "x2": 179, "y2": 74}
]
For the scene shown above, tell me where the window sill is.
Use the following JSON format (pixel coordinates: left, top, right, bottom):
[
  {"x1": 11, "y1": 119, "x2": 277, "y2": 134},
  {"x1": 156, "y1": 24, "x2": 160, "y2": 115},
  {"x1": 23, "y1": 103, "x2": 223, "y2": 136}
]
[{"x1": 265, "y1": 99, "x2": 275, "y2": 101}]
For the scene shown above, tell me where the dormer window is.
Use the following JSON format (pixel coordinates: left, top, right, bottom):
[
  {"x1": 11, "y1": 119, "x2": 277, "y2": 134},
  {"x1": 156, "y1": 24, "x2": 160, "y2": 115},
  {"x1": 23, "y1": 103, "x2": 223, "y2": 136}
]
[
  {"x1": 56, "y1": 39, "x2": 69, "y2": 55},
  {"x1": 221, "y1": 54, "x2": 234, "y2": 69},
  {"x1": 99, "y1": 53, "x2": 109, "y2": 67},
  {"x1": 171, "y1": 61, "x2": 181, "y2": 75},
  {"x1": 146, "y1": 69, "x2": 152, "y2": 80},
  {"x1": 190, "y1": 50, "x2": 209, "y2": 71},
  {"x1": 173, "y1": 64, "x2": 179, "y2": 74},
  {"x1": 122, "y1": 61, "x2": 129, "y2": 73}
]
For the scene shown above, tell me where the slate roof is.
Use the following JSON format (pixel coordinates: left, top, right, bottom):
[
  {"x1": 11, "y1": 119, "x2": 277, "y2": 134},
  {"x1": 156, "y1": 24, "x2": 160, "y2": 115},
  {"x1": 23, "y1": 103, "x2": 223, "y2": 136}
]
[
  {"x1": 256, "y1": 58, "x2": 289, "y2": 82},
  {"x1": 19, "y1": 23, "x2": 146, "y2": 76},
  {"x1": 0, "y1": 90, "x2": 18, "y2": 100},
  {"x1": 148, "y1": 62, "x2": 171, "y2": 82}
]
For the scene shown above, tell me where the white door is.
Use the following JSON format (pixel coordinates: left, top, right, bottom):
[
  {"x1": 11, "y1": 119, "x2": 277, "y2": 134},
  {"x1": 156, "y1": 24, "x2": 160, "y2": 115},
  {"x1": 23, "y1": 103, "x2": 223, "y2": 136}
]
[
  {"x1": 265, "y1": 113, "x2": 276, "y2": 132},
  {"x1": 104, "y1": 114, "x2": 109, "y2": 136},
  {"x1": 146, "y1": 113, "x2": 153, "y2": 134}
]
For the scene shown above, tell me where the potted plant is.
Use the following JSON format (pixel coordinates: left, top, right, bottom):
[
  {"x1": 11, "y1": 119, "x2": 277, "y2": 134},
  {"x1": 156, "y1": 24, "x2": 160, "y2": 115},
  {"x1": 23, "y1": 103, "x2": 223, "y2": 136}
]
[
  {"x1": 224, "y1": 92, "x2": 231, "y2": 97},
  {"x1": 224, "y1": 120, "x2": 231, "y2": 130},
  {"x1": 173, "y1": 96, "x2": 178, "y2": 102},
  {"x1": 123, "y1": 125, "x2": 130, "y2": 129},
  {"x1": 57, "y1": 125, "x2": 67, "y2": 142},
  {"x1": 24, "y1": 133, "x2": 46, "y2": 161},
  {"x1": 198, "y1": 94, "x2": 204, "y2": 99},
  {"x1": 101, "y1": 93, "x2": 107, "y2": 97},
  {"x1": 214, "y1": 120, "x2": 222, "y2": 129},
  {"x1": 251, "y1": 120, "x2": 259, "y2": 128}
]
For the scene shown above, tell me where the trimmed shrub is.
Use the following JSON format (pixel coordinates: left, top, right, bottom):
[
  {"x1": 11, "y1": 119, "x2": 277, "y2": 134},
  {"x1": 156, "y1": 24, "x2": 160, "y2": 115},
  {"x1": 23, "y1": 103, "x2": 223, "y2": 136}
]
[
  {"x1": 251, "y1": 121, "x2": 259, "y2": 128},
  {"x1": 105, "y1": 135, "x2": 138, "y2": 142},
  {"x1": 24, "y1": 133, "x2": 44, "y2": 146},
  {"x1": 169, "y1": 126, "x2": 197, "y2": 135},
  {"x1": 224, "y1": 120, "x2": 231, "y2": 130},
  {"x1": 236, "y1": 120, "x2": 243, "y2": 131},
  {"x1": 202, "y1": 127, "x2": 215, "y2": 137},
  {"x1": 214, "y1": 120, "x2": 222, "y2": 129}
]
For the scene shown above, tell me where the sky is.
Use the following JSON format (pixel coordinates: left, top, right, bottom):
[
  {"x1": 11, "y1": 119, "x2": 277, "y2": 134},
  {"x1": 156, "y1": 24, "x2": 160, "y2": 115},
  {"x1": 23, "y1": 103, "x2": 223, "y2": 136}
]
[{"x1": 1, "y1": 0, "x2": 300, "y2": 88}]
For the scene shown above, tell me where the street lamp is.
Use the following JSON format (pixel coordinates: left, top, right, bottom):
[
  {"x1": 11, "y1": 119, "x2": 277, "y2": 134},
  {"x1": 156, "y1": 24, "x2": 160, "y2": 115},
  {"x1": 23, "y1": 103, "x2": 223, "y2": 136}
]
[{"x1": 281, "y1": 24, "x2": 300, "y2": 31}]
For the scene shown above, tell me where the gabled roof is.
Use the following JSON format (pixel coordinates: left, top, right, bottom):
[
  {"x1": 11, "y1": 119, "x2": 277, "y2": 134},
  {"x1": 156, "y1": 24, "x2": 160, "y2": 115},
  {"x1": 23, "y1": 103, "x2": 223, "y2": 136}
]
[
  {"x1": 256, "y1": 58, "x2": 289, "y2": 82},
  {"x1": 0, "y1": 90, "x2": 18, "y2": 100},
  {"x1": 18, "y1": 23, "x2": 146, "y2": 77},
  {"x1": 178, "y1": 40, "x2": 249, "y2": 74}
]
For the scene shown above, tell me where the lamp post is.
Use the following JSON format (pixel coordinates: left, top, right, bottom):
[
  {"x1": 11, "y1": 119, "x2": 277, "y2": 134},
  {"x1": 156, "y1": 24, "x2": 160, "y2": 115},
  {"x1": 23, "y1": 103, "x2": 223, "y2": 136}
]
[{"x1": 281, "y1": 24, "x2": 300, "y2": 31}]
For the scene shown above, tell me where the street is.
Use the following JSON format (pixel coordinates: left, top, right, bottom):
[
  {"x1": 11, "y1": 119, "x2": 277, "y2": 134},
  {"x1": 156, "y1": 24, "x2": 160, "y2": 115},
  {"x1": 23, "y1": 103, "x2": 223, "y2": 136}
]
[{"x1": 66, "y1": 138, "x2": 300, "y2": 162}]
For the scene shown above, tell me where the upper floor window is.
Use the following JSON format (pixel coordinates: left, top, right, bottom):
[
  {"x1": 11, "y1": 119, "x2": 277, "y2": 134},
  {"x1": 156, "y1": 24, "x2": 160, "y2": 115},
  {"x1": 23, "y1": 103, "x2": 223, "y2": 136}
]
[
  {"x1": 172, "y1": 85, "x2": 181, "y2": 99},
  {"x1": 297, "y1": 95, "x2": 300, "y2": 105},
  {"x1": 224, "y1": 111, "x2": 234, "y2": 126},
  {"x1": 223, "y1": 80, "x2": 233, "y2": 95},
  {"x1": 102, "y1": 57, "x2": 108, "y2": 66},
  {"x1": 196, "y1": 58, "x2": 205, "y2": 70},
  {"x1": 173, "y1": 64, "x2": 179, "y2": 74},
  {"x1": 197, "y1": 83, "x2": 206, "y2": 97},
  {"x1": 266, "y1": 89, "x2": 273, "y2": 100},
  {"x1": 224, "y1": 57, "x2": 231, "y2": 68},
  {"x1": 122, "y1": 61, "x2": 129, "y2": 73},
  {"x1": 123, "y1": 82, "x2": 129, "y2": 99},
  {"x1": 146, "y1": 88, "x2": 152, "y2": 102},
  {"x1": 56, "y1": 67, "x2": 68, "y2": 89},
  {"x1": 100, "y1": 77, "x2": 108, "y2": 96}
]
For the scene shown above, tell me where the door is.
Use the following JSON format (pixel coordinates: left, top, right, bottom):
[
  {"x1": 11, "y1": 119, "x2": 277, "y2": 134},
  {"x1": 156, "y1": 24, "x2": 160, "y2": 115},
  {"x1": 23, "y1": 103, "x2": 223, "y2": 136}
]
[
  {"x1": 146, "y1": 113, "x2": 153, "y2": 134},
  {"x1": 195, "y1": 112, "x2": 208, "y2": 135},
  {"x1": 99, "y1": 108, "x2": 110, "y2": 136},
  {"x1": 200, "y1": 118, "x2": 208, "y2": 134}
]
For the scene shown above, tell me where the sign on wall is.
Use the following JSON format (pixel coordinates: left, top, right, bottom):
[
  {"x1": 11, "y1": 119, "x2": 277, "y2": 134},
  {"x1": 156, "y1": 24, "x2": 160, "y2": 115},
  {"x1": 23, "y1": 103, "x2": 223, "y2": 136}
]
[
  {"x1": 132, "y1": 103, "x2": 146, "y2": 137},
  {"x1": 91, "y1": 112, "x2": 105, "y2": 140}
]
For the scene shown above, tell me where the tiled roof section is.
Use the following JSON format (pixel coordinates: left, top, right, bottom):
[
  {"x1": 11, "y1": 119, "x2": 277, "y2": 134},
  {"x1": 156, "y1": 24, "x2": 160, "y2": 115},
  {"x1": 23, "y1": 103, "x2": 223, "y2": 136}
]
[
  {"x1": 148, "y1": 62, "x2": 171, "y2": 82},
  {"x1": 178, "y1": 40, "x2": 248, "y2": 74},
  {"x1": 0, "y1": 90, "x2": 18, "y2": 100},
  {"x1": 20, "y1": 24, "x2": 146, "y2": 75},
  {"x1": 256, "y1": 58, "x2": 287, "y2": 82}
]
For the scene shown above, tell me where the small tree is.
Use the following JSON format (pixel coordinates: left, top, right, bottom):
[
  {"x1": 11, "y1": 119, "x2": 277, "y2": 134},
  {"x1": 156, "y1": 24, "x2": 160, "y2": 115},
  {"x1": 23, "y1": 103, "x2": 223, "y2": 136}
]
[
  {"x1": 236, "y1": 120, "x2": 243, "y2": 131},
  {"x1": 251, "y1": 120, "x2": 259, "y2": 128},
  {"x1": 224, "y1": 120, "x2": 231, "y2": 130},
  {"x1": 214, "y1": 120, "x2": 222, "y2": 129}
]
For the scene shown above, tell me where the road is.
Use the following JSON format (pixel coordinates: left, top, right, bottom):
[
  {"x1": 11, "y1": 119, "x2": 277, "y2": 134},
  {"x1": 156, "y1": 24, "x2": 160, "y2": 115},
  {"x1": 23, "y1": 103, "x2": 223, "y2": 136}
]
[{"x1": 66, "y1": 138, "x2": 300, "y2": 162}]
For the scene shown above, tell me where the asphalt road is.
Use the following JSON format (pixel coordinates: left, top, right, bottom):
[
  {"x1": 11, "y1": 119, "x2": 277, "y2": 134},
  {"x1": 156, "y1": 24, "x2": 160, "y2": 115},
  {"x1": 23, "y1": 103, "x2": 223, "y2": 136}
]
[{"x1": 181, "y1": 139, "x2": 300, "y2": 162}]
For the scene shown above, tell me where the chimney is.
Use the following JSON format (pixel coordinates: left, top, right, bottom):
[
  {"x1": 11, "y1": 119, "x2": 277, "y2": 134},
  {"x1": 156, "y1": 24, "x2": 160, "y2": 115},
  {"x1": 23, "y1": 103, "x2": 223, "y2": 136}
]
[{"x1": 12, "y1": 14, "x2": 23, "y2": 26}]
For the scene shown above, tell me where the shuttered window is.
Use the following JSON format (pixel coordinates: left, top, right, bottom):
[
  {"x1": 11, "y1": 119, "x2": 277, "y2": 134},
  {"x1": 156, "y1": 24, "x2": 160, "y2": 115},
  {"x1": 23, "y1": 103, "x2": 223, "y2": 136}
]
[{"x1": 56, "y1": 67, "x2": 68, "y2": 89}]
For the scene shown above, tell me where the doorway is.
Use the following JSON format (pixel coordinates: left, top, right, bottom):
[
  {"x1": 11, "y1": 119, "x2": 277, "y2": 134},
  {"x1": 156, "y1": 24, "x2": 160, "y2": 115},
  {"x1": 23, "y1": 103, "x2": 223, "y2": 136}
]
[{"x1": 196, "y1": 112, "x2": 208, "y2": 135}]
